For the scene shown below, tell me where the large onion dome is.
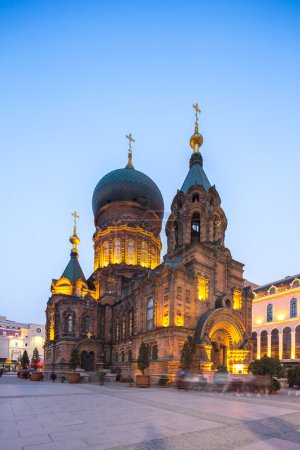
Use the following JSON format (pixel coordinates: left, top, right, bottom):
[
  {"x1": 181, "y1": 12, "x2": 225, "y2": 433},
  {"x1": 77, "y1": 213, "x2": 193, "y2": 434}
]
[{"x1": 92, "y1": 166, "x2": 164, "y2": 222}]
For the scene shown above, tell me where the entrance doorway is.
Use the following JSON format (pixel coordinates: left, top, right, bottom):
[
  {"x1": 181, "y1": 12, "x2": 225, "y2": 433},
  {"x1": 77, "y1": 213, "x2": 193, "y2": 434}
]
[{"x1": 81, "y1": 351, "x2": 95, "y2": 371}]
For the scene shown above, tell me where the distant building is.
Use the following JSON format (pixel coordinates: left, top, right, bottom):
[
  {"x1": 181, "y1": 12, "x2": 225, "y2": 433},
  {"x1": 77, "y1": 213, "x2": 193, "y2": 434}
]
[
  {"x1": 252, "y1": 274, "x2": 300, "y2": 363},
  {"x1": 0, "y1": 315, "x2": 45, "y2": 370}
]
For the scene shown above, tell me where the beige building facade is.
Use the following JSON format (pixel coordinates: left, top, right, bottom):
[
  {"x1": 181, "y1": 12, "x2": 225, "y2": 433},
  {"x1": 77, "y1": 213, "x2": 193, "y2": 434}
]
[
  {"x1": 0, "y1": 315, "x2": 45, "y2": 370},
  {"x1": 251, "y1": 275, "x2": 300, "y2": 363}
]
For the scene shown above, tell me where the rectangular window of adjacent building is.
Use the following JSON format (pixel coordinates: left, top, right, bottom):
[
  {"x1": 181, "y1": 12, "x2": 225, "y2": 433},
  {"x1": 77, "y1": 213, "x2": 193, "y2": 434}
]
[{"x1": 267, "y1": 304, "x2": 273, "y2": 322}]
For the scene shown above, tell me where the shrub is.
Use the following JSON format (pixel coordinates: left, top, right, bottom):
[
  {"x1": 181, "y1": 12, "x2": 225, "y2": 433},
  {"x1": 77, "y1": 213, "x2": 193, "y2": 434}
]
[
  {"x1": 50, "y1": 373, "x2": 57, "y2": 382},
  {"x1": 69, "y1": 348, "x2": 80, "y2": 372},
  {"x1": 158, "y1": 375, "x2": 169, "y2": 386},
  {"x1": 216, "y1": 365, "x2": 228, "y2": 373},
  {"x1": 249, "y1": 356, "x2": 284, "y2": 377},
  {"x1": 288, "y1": 365, "x2": 300, "y2": 388},
  {"x1": 20, "y1": 350, "x2": 30, "y2": 369},
  {"x1": 127, "y1": 377, "x2": 134, "y2": 384},
  {"x1": 31, "y1": 348, "x2": 40, "y2": 371},
  {"x1": 287, "y1": 367, "x2": 296, "y2": 387},
  {"x1": 60, "y1": 375, "x2": 66, "y2": 383},
  {"x1": 270, "y1": 377, "x2": 281, "y2": 393},
  {"x1": 137, "y1": 342, "x2": 150, "y2": 375},
  {"x1": 39, "y1": 374, "x2": 44, "y2": 381},
  {"x1": 97, "y1": 370, "x2": 106, "y2": 382}
]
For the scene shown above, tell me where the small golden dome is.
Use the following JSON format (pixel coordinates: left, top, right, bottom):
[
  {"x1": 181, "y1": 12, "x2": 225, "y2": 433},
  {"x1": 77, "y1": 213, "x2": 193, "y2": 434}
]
[
  {"x1": 69, "y1": 234, "x2": 80, "y2": 246},
  {"x1": 190, "y1": 132, "x2": 203, "y2": 150}
]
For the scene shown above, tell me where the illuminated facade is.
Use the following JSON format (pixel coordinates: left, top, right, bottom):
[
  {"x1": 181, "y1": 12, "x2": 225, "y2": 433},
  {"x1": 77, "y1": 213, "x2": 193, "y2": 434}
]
[
  {"x1": 45, "y1": 108, "x2": 252, "y2": 377},
  {"x1": 0, "y1": 315, "x2": 45, "y2": 370},
  {"x1": 251, "y1": 274, "x2": 300, "y2": 363}
]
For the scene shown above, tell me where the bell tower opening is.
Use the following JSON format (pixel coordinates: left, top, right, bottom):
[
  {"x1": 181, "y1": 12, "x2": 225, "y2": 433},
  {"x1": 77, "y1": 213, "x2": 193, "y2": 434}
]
[{"x1": 191, "y1": 213, "x2": 200, "y2": 243}]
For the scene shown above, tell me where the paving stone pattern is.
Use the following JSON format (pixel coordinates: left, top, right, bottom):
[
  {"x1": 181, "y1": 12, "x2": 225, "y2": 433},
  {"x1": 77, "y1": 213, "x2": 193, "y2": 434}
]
[{"x1": 0, "y1": 375, "x2": 300, "y2": 450}]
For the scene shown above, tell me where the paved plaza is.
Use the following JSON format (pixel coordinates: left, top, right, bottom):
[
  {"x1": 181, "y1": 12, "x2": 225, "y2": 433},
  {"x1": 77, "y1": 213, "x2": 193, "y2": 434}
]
[{"x1": 0, "y1": 375, "x2": 300, "y2": 449}]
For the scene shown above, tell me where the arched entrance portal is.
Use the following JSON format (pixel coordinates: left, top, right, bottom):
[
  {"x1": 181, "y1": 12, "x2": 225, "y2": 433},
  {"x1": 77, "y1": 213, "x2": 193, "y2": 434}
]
[
  {"x1": 195, "y1": 309, "x2": 250, "y2": 374},
  {"x1": 81, "y1": 351, "x2": 95, "y2": 371},
  {"x1": 211, "y1": 330, "x2": 230, "y2": 369}
]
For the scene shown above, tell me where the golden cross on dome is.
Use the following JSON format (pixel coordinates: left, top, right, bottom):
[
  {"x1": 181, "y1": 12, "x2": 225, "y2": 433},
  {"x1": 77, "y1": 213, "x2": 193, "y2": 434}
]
[
  {"x1": 71, "y1": 211, "x2": 79, "y2": 233},
  {"x1": 126, "y1": 133, "x2": 135, "y2": 149},
  {"x1": 125, "y1": 133, "x2": 135, "y2": 168},
  {"x1": 192, "y1": 103, "x2": 201, "y2": 132}
]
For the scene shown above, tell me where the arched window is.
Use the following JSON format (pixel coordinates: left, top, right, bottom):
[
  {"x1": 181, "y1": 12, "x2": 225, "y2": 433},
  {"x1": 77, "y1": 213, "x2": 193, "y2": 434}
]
[
  {"x1": 192, "y1": 193, "x2": 199, "y2": 202},
  {"x1": 102, "y1": 242, "x2": 110, "y2": 267},
  {"x1": 66, "y1": 314, "x2": 74, "y2": 334},
  {"x1": 115, "y1": 352, "x2": 118, "y2": 363},
  {"x1": 122, "y1": 318, "x2": 126, "y2": 338},
  {"x1": 140, "y1": 242, "x2": 148, "y2": 267},
  {"x1": 174, "y1": 221, "x2": 179, "y2": 246},
  {"x1": 191, "y1": 213, "x2": 200, "y2": 243},
  {"x1": 121, "y1": 351, "x2": 125, "y2": 363},
  {"x1": 267, "y1": 304, "x2": 273, "y2": 322},
  {"x1": 295, "y1": 325, "x2": 300, "y2": 359},
  {"x1": 152, "y1": 345, "x2": 158, "y2": 361},
  {"x1": 283, "y1": 327, "x2": 291, "y2": 359},
  {"x1": 146, "y1": 298, "x2": 154, "y2": 330},
  {"x1": 260, "y1": 330, "x2": 268, "y2": 357},
  {"x1": 213, "y1": 216, "x2": 220, "y2": 241},
  {"x1": 128, "y1": 349, "x2": 132, "y2": 363},
  {"x1": 290, "y1": 298, "x2": 297, "y2": 318},
  {"x1": 271, "y1": 329, "x2": 279, "y2": 358},
  {"x1": 129, "y1": 310, "x2": 134, "y2": 336},
  {"x1": 83, "y1": 316, "x2": 90, "y2": 334},
  {"x1": 113, "y1": 239, "x2": 121, "y2": 263},
  {"x1": 251, "y1": 332, "x2": 257, "y2": 360},
  {"x1": 127, "y1": 241, "x2": 136, "y2": 265}
]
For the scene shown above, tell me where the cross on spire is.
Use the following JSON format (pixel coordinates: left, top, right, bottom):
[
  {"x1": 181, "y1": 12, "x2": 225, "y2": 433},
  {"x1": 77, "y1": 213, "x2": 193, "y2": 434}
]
[
  {"x1": 125, "y1": 133, "x2": 135, "y2": 168},
  {"x1": 71, "y1": 211, "x2": 79, "y2": 234},
  {"x1": 192, "y1": 103, "x2": 201, "y2": 132}
]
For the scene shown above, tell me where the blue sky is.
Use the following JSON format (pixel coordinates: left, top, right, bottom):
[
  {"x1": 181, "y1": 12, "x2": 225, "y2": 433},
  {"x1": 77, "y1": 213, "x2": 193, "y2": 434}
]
[{"x1": 0, "y1": 0, "x2": 299, "y2": 323}]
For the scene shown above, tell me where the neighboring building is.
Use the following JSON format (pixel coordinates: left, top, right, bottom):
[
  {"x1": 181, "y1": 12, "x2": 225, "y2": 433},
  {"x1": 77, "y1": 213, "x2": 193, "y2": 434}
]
[
  {"x1": 0, "y1": 315, "x2": 45, "y2": 370},
  {"x1": 252, "y1": 274, "x2": 300, "y2": 363},
  {"x1": 45, "y1": 109, "x2": 253, "y2": 377}
]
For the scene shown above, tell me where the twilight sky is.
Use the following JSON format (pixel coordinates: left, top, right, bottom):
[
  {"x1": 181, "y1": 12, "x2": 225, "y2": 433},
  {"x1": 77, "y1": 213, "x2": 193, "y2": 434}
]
[{"x1": 0, "y1": 0, "x2": 299, "y2": 324}]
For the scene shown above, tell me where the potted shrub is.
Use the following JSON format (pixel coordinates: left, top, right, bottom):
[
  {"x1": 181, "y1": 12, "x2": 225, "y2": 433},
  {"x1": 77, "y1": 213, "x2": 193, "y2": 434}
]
[
  {"x1": 50, "y1": 372, "x2": 57, "y2": 382},
  {"x1": 20, "y1": 350, "x2": 30, "y2": 379},
  {"x1": 158, "y1": 375, "x2": 169, "y2": 387},
  {"x1": 67, "y1": 347, "x2": 80, "y2": 383},
  {"x1": 127, "y1": 376, "x2": 134, "y2": 387},
  {"x1": 98, "y1": 370, "x2": 106, "y2": 385},
  {"x1": 249, "y1": 356, "x2": 283, "y2": 394},
  {"x1": 30, "y1": 348, "x2": 41, "y2": 381},
  {"x1": 136, "y1": 342, "x2": 151, "y2": 387},
  {"x1": 60, "y1": 375, "x2": 66, "y2": 383}
]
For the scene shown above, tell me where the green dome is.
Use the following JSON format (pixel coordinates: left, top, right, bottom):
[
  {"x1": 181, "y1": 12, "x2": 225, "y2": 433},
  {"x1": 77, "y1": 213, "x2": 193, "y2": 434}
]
[{"x1": 92, "y1": 167, "x2": 164, "y2": 220}]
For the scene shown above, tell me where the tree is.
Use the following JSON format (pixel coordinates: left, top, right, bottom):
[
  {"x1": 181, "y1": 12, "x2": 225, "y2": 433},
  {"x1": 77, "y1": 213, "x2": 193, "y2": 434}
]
[
  {"x1": 249, "y1": 356, "x2": 285, "y2": 378},
  {"x1": 181, "y1": 335, "x2": 196, "y2": 370},
  {"x1": 137, "y1": 342, "x2": 150, "y2": 375},
  {"x1": 20, "y1": 350, "x2": 30, "y2": 369},
  {"x1": 69, "y1": 347, "x2": 80, "y2": 372},
  {"x1": 31, "y1": 347, "x2": 40, "y2": 371}
]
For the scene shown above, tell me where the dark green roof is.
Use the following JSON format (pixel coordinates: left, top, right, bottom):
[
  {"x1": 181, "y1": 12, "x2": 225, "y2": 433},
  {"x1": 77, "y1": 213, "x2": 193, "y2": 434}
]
[
  {"x1": 61, "y1": 251, "x2": 86, "y2": 283},
  {"x1": 181, "y1": 153, "x2": 211, "y2": 193},
  {"x1": 92, "y1": 167, "x2": 164, "y2": 220}
]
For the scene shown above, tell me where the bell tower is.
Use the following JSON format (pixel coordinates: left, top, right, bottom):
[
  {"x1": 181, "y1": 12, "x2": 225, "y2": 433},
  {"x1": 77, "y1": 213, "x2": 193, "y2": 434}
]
[{"x1": 166, "y1": 104, "x2": 227, "y2": 258}]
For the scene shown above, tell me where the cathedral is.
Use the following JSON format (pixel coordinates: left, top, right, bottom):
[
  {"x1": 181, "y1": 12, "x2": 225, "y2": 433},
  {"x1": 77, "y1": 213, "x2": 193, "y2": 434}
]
[{"x1": 45, "y1": 106, "x2": 253, "y2": 378}]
